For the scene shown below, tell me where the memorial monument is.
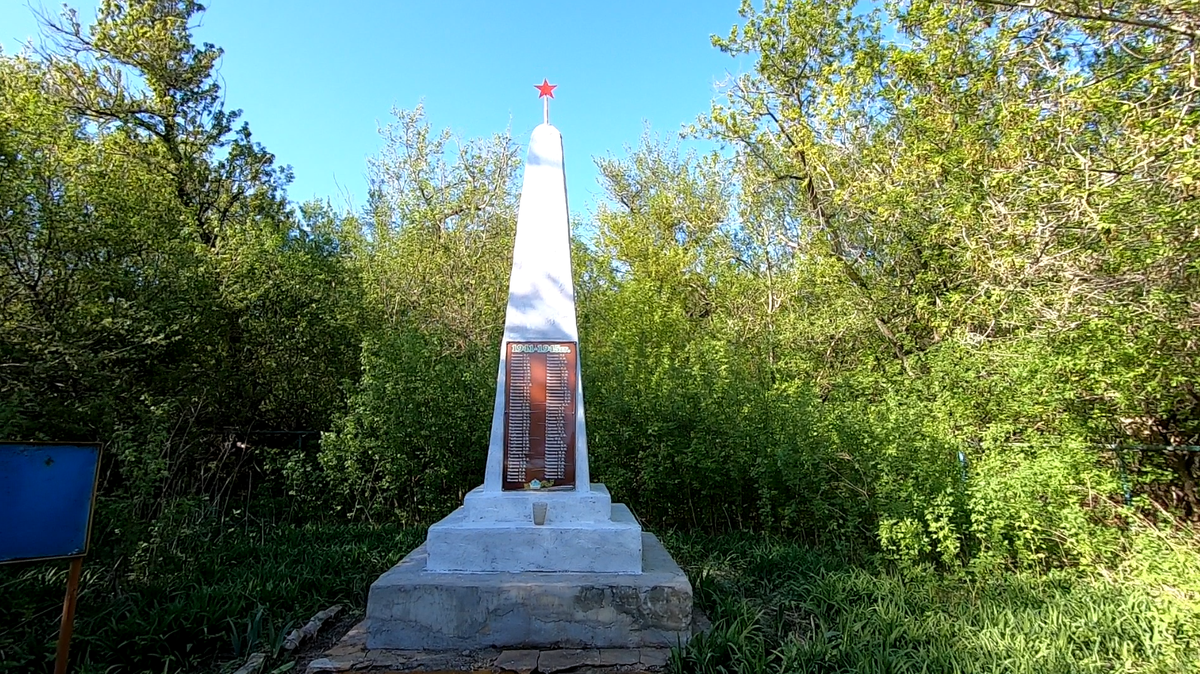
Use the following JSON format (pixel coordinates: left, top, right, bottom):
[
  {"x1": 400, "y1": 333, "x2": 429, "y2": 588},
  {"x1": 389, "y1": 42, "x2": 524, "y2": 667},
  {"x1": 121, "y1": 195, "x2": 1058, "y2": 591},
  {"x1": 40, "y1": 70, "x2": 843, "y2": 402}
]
[{"x1": 365, "y1": 82, "x2": 694, "y2": 650}]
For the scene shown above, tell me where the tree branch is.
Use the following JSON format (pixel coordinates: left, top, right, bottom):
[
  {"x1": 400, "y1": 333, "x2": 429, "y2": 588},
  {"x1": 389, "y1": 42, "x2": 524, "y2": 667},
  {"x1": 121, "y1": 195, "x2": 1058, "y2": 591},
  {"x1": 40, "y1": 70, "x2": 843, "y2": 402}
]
[{"x1": 973, "y1": 0, "x2": 1200, "y2": 40}]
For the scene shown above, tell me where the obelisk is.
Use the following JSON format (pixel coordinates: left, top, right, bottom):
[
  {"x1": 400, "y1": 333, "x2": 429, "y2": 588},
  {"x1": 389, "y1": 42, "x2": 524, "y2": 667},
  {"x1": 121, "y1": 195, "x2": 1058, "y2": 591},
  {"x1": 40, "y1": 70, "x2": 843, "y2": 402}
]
[
  {"x1": 482, "y1": 79, "x2": 589, "y2": 494},
  {"x1": 365, "y1": 82, "x2": 693, "y2": 650}
]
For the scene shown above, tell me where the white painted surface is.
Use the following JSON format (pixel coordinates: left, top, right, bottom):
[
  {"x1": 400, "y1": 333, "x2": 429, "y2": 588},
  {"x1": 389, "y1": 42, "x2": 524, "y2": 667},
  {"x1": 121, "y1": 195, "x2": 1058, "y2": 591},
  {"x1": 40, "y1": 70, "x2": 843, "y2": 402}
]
[
  {"x1": 420, "y1": 124, "x2": 644, "y2": 576},
  {"x1": 461, "y1": 483, "x2": 612, "y2": 523},
  {"x1": 483, "y1": 124, "x2": 590, "y2": 492},
  {"x1": 426, "y1": 504, "x2": 644, "y2": 573}
]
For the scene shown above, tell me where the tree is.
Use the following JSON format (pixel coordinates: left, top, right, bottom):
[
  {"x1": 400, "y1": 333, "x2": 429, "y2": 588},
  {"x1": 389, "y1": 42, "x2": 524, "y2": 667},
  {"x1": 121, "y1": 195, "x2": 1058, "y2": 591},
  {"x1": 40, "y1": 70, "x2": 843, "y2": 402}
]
[
  {"x1": 319, "y1": 107, "x2": 520, "y2": 519},
  {"x1": 1, "y1": 1, "x2": 362, "y2": 514},
  {"x1": 700, "y1": 0, "x2": 1200, "y2": 521},
  {"x1": 38, "y1": 0, "x2": 291, "y2": 247}
]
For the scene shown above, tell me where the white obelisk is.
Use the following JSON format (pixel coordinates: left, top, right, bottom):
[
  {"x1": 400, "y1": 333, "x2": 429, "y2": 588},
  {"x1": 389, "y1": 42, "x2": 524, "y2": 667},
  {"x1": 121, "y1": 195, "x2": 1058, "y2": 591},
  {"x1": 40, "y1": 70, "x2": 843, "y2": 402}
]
[
  {"x1": 482, "y1": 79, "x2": 589, "y2": 493},
  {"x1": 365, "y1": 85, "x2": 694, "y2": 651},
  {"x1": 423, "y1": 80, "x2": 643, "y2": 574}
]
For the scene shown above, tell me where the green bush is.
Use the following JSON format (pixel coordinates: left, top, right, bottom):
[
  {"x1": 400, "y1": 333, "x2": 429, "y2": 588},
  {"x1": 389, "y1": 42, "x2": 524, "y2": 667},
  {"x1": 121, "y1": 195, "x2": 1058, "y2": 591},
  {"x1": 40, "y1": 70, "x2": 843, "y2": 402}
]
[{"x1": 319, "y1": 329, "x2": 496, "y2": 522}]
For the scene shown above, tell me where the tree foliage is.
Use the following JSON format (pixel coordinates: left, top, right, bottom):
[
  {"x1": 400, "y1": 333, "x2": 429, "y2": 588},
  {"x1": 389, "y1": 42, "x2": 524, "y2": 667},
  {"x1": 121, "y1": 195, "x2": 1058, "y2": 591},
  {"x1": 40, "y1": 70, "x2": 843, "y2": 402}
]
[
  {"x1": 2, "y1": 0, "x2": 1198, "y2": 586},
  {"x1": 317, "y1": 106, "x2": 519, "y2": 521},
  {"x1": 6, "y1": 0, "x2": 1200, "y2": 669},
  {"x1": 1, "y1": 0, "x2": 360, "y2": 514}
]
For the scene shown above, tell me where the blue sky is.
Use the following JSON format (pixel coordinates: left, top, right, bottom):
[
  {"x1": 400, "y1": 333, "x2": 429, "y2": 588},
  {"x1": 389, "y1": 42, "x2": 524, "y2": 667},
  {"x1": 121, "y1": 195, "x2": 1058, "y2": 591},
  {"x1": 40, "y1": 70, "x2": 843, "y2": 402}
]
[{"x1": 1, "y1": 1, "x2": 751, "y2": 217}]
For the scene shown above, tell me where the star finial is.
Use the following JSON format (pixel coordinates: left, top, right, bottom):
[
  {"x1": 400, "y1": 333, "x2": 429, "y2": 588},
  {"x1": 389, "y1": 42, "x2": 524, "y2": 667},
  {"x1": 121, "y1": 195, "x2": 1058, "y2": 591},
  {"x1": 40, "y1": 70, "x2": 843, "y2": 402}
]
[{"x1": 536, "y1": 79, "x2": 556, "y2": 124}]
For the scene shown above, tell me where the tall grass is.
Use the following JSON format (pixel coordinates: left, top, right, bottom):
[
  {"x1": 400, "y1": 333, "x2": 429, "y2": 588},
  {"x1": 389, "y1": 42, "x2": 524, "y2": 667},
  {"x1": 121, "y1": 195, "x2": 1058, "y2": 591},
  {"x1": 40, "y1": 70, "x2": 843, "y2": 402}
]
[
  {"x1": 5, "y1": 512, "x2": 1198, "y2": 673},
  {"x1": 0, "y1": 500, "x2": 422, "y2": 673},
  {"x1": 665, "y1": 532, "x2": 1200, "y2": 674}
]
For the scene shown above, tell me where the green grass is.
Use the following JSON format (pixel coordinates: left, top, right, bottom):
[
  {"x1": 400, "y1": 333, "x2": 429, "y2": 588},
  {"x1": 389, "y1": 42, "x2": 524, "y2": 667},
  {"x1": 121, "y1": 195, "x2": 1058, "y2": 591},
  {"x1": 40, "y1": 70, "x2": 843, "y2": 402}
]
[
  {"x1": 4, "y1": 509, "x2": 1200, "y2": 673},
  {"x1": 0, "y1": 501, "x2": 423, "y2": 673},
  {"x1": 664, "y1": 532, "x2": 1200, "y2": 674}
]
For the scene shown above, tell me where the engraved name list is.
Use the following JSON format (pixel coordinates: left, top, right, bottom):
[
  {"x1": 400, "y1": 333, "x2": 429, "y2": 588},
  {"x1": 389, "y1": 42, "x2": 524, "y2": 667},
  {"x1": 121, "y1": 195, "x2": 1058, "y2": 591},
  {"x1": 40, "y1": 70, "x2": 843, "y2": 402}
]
[{"x1": 502, "y1": 342, "x2": 577, "y2": 490}]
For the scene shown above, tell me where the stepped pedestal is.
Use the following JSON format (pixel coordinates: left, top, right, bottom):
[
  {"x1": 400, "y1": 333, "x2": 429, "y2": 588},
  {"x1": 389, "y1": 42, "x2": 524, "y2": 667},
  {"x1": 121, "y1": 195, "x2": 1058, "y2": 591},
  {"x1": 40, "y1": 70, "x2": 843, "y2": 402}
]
[{"x1": 426, "y1": 485, "x2": 643, "y2": 574}]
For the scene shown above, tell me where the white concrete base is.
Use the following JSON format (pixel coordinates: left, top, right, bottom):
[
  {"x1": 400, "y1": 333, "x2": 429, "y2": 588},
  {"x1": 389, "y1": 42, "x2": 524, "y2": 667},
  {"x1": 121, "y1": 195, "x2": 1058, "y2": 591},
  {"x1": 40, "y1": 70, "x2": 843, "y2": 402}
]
[
  {"x1": 461, "y1": 483, "x2": 614, "y2": 523},
  {"x1": 366, "y1": 533, "x2": 692, "y2": 650},
  {"x1": 426, "y1": 502, "x2": 643, "y2": 574}
]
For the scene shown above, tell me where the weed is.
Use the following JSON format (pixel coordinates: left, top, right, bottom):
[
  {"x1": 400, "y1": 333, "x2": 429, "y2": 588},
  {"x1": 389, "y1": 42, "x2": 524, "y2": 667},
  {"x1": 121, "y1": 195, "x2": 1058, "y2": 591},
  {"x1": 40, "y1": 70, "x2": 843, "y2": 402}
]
[
  {"x1": 0, "y1": 502, "x2": 423, "y2": 673},
  {"x1": 5, "y1": 516, "x2": 1198, "y2": 673},
  {"x1": 665, "y1": 531, "x2": 1200, "y2": 674}
]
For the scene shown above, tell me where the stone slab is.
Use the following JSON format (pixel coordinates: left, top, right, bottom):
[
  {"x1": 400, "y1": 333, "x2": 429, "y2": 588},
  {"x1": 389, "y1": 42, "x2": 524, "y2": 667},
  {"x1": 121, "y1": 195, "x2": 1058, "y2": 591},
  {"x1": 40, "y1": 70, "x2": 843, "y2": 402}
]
[
  {"x1": 461, "y1": 484, "x2": 613, "y2": 523},
  {"x1": 306, "y1": 609, "x2": 710, "y2": 674},
  {"x1": 598, "y1": 649, "x2": 642, "y2": 666},
  {"x1": 538, "y1": 649, "x2": 600, "y2": 673},
  {"x1": 426, "y1": 503, "x2": 642, "y2": 574},
  {"x1": 366, "y1": 533, "x2": 691, "y2": 650},
  {"x1": 495, "y1": 649, "x2": 540, "y2": 673},
  {"x1": 639, "y1": 649, "x2": 670, "y2": 668}
]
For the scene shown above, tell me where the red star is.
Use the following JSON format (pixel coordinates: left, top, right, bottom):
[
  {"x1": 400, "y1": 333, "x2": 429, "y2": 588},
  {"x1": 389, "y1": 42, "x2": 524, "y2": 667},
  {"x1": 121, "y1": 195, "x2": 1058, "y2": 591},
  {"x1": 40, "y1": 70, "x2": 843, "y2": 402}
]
[{"x1": 535, "y1": 79, "x2": 557, "y2": 98}]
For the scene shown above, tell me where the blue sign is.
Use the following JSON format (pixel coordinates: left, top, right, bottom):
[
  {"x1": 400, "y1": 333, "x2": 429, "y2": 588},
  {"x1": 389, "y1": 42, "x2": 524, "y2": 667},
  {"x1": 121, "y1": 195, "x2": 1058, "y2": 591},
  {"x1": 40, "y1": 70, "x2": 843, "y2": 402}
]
[{"x1": 0, "y1": 443, "x2": 101, "y2": 563}]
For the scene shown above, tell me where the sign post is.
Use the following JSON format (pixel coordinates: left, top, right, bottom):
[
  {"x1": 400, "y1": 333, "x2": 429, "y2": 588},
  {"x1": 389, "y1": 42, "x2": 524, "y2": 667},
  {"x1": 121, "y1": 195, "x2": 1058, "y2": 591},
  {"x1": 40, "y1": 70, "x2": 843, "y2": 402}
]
[
  {"x1": 55, "y1": 557, "x2": 84, "y2": 674},
  {"x1": 0, "y1": 442, "x2": 102, "y2": 674}
]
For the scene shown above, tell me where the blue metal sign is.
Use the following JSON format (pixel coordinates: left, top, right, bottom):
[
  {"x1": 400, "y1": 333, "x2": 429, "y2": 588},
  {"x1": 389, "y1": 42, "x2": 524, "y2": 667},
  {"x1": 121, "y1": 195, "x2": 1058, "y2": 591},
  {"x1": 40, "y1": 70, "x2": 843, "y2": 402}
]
[{"x1": 0, "y1": 443, "x2": 101, "y2": 564}]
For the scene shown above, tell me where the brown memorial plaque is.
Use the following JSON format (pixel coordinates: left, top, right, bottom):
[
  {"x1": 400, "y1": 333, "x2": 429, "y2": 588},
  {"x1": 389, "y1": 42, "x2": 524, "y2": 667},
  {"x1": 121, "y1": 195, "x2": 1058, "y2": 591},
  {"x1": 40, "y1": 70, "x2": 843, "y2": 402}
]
[{"x1": 502, "y1": 341, "x2": 578, "y2": 491}]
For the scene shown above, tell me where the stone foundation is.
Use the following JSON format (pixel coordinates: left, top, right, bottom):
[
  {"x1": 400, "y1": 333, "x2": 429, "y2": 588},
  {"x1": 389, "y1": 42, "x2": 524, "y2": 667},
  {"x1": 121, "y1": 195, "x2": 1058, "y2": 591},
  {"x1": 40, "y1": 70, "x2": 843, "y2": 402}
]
[
  {"x1": 366, "y1": 533, "x2": 692, "y2": 650},
  {"x1": 305, "y1": 616, "x2": 715, "y2": 673}
]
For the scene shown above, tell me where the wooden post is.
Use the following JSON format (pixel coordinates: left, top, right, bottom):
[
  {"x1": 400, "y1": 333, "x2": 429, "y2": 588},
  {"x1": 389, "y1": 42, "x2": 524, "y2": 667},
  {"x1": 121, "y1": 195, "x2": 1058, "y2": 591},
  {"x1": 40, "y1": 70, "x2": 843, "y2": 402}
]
[{"x1": 54, "y1": 557, "x2": 83, "y2": 674}]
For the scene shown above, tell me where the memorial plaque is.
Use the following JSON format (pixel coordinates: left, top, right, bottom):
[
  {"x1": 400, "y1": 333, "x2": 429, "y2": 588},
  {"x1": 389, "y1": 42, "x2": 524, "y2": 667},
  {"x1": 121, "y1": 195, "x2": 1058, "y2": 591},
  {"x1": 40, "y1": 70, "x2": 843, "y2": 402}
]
[{"x1": 502, "y1": 341, "x2": 577, "y2": 491}]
